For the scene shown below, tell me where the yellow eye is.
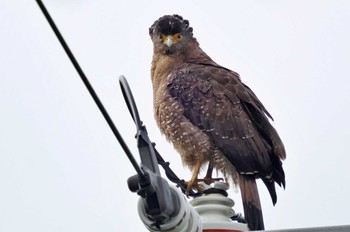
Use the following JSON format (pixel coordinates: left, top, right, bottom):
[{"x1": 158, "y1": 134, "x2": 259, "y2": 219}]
[
  {"x1": 158, "y1": 34, "x2": 164, "y2": 41},
  {"x1": 172, "y1": 33, "x2": 182, "y2": 43}
]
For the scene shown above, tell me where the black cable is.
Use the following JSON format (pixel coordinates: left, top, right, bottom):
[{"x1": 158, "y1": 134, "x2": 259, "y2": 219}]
[{"x1": 35, "y1": 0, "x2": 144, "y2": 178}]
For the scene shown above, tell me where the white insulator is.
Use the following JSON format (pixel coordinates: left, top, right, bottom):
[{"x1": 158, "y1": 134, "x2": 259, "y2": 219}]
[
  {"x1": 190, "y1": 182, "x2": 249, "y2": 231},
  {"x1": 138, "y1": 185, "x2": 202, "y2": 232}
]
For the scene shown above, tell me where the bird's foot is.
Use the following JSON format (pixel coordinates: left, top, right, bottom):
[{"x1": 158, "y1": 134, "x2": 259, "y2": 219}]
[
  {"x1": 202, "y1": 176, "x2": 224, "y2": 185},
  {"x1": 183, "y1": 177, "x2": 224, "y2": 196},
  {"x1": 184, "y1": 179, "x2": 204, "y2": 196}
]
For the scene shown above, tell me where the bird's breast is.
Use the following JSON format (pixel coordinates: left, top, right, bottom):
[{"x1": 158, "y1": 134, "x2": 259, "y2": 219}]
[{"x1": 151, "y1": 70, "x2": 214, "y2": 170}]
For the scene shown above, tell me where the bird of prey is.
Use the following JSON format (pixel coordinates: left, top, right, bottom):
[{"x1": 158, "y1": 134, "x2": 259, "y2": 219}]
[{"x1": 149, "y1": 14, "x2": 286, "y2": 230}]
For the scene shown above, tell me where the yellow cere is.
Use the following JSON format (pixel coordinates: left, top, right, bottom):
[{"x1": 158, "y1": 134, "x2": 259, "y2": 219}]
[{"x1": 159, "y1": 33, "x2": 182, "y2": 44}]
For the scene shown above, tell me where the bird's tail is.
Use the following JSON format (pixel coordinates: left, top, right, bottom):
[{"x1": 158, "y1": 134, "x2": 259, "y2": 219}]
[{"x1": 239, "y1": 176, "x2": 265, "y2": 231}]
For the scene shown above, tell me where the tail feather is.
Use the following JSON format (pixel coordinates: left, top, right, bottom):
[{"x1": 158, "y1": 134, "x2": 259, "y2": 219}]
[
  {"x1": 239, "y1": 176, "x2": 265, "y2": 231},
  {"x1": 262, "y1": 178, "x2": 277, "y2": 205}
]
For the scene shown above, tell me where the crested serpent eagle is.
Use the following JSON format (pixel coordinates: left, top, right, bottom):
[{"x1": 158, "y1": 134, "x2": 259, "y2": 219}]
[{"x1": 149, "y1": 14, "x2": 286, "y2": 231}]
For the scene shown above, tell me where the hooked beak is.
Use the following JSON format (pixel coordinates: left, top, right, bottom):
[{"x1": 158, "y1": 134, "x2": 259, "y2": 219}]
[{"x1": 165, "y1": 36, "x2": 174, "y2": 47}]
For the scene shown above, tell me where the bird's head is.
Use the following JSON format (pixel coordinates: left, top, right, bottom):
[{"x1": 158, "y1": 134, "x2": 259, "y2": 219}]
[{"x1": 149, "y1": 14, "x2": 194, "y2": 55}]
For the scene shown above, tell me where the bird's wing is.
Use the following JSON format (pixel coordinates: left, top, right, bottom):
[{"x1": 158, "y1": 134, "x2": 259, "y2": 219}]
[{"x1": 168, "y1": 63, "x2": 284, "y2": 180}]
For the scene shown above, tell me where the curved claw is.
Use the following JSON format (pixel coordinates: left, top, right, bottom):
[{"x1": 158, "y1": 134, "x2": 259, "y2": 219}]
[
  {"x1": 203, "y1": 177, "x2": 224, "y2": 185},
  {"x1": 184, "y1": 177, "x2": 224, "y2": 196}
]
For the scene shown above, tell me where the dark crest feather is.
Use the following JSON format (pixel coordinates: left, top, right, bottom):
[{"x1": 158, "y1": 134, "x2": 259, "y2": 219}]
[{"x1": 149, "y1": 14, "x2": 193, "y2": 37}]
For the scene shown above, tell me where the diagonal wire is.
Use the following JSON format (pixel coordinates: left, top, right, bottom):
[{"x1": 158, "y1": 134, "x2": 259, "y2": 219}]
[{"x1": 35, "y1": 0, "x2": 144, "y2": 178}]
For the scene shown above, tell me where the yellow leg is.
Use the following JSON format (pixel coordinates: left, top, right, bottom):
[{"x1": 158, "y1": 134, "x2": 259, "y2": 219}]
[
  {"x1": 203, "y1": 162, "x2": 223, "y2": 185},
  {"x1": 185, "y1": 160, "x2": 202, "y2": 195},
  {"x1": 205, "y1": 162, "x2": 213, "y2": 179}
]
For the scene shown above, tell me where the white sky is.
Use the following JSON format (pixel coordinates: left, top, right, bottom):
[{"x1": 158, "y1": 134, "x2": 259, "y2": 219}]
[{"x1": 1, "y1": 1, "x2": 350, "y2": 231}]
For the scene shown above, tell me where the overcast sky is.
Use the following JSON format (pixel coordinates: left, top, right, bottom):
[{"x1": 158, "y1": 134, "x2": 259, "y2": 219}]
[{"x1": 1, "y1": 1, "x2": 350, "y2": 231}]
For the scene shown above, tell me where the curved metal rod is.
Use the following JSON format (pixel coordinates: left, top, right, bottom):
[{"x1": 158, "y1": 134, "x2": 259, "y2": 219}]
[
  {"x1": 119, "y1": 75, "x2": 142, "y2": 132},
  {"x1": 118, "y1": 76, "x2": 196, "y2": 196}
]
